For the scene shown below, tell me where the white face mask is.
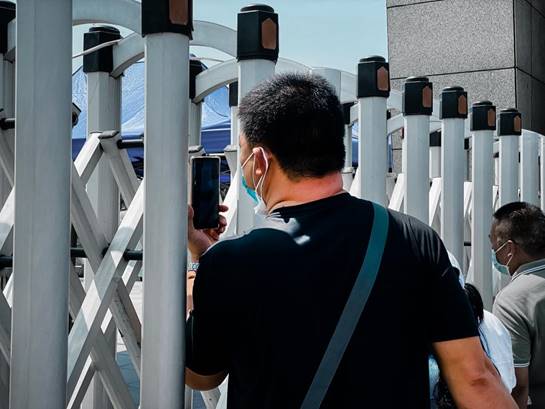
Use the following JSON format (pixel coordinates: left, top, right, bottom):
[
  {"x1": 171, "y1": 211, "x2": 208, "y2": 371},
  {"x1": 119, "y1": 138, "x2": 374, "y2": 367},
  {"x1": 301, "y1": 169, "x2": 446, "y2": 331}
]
[
  {"x1": 242, "y1": 147, "x2": 270, "y2": 216},
  {"x1": 253, "y1": 162, "x2": 269, "y2": 223},
  {"x1": 491, "y1": 240, "x2": 513, "y2": 275},
  {"x1": 241, "y1": 146, "x2": 269, "y2": 225}
]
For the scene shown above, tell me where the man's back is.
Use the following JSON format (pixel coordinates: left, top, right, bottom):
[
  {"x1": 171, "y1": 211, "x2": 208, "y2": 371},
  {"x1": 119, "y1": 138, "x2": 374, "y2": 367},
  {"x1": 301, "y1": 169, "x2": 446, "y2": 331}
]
[
  {"x1": 188, "y1": 194, "x2": 477, "y2": 409},
  {"x1": 493, "y1": 261, "x2": 545, "y2": 408}
]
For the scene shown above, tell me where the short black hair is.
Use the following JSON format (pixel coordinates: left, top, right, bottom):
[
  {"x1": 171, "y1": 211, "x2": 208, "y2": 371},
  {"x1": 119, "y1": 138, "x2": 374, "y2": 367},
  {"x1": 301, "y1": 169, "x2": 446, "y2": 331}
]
[
  {"x1": 464, "y1": 283, "x2": 484, "y2": 324},
  {"x1": 238, "y1": 72, "x2": 345, "y2": 179},
  {"x1": 493, "y1": 201, "x2": 545, "y2": 257}
]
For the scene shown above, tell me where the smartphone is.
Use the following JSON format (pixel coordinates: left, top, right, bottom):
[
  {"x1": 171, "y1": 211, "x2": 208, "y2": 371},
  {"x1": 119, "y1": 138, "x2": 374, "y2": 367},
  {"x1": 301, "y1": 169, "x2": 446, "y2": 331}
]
[{"x1": 191, "y1": 156, "x2": 220, "y2": 230}]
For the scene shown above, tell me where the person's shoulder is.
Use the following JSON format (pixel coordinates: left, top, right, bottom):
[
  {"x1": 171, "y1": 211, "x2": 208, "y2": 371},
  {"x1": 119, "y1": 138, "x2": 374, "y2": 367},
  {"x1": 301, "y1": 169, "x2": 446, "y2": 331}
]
[
  {"x1": 495, "y1": 276, "x2": 532, "y2": 301},
  {"x1": 496, "y1": 272, "x2": 545, "y2": 315},
  {"x1": 493, "y1": 282, "x2": 529, "y2": 319},
  {"x1": 518, "y1": 268, "x2": 545, "y2": 289},
  {"x1": 200, "y1": 226, "x2": 283, "y2": 263},
  {"x1": 195, "y1": 235, "x2": 252, "y2": 293},
  {"x1": 200, "y1": 233, "x2": 250, "y2": 263},
  {"x1": 493, "y1": 285, "x2": 515, "y2": 307}
]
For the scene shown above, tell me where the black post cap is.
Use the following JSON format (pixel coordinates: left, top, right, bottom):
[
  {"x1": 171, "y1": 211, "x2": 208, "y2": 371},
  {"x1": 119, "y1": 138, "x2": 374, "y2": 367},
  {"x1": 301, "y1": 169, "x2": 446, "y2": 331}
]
[
  {"x1": 470, "y1": 101, "x2": 496, "y2": 131},
  {"x1": 237, "y1": 4, "x2": 279, "y2": 62},
  {"x1": 498, "y1": 108, "x2": 522, "y2": 136},
  {"x1": 240, "y1": 4, "x2": 274, "y2": 12},
  {"x1": 0, "y1": 2, "x2": 15, "y2": 55},
  {"x1": 402, "y1": 76, "x2": 433, "y2": 116},
  {"x1": 229, "y1": 82, "x2": 239, "y2": 107},
  {"x1": 83, "y1": 26, "x2": 121, "y2": 74},
  {"x1": 439, "y1": 86, "x2": 468, "y2": 119},
  {"x1": 142, "y1": 0, "x2": 193, "y2": 38},
  {"x1": 357, "y1": 56, "x2": 390, "y2": 99},
  {"x1": 189, "y1": 59, "x2": 205, "y2": 100},
  {"x1": 342, "y1": 102, "x2": 354, "y2": 125}
]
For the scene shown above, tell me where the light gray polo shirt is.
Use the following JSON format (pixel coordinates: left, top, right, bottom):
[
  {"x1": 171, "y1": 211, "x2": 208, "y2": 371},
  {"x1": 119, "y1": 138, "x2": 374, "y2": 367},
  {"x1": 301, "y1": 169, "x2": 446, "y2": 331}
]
[{"x1": 493, "y1": 258, "x2": 545, "y2": 408}]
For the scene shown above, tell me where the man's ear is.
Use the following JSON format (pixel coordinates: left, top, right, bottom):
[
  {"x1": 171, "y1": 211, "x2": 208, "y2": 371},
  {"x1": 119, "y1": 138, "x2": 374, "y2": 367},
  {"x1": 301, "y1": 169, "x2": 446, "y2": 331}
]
[
  {"x1": 506, "y1": 239, "x2": 516, "y2": 259},
  {"x1": 252, "y1": 147, "x2": 268, "y2": 177}
]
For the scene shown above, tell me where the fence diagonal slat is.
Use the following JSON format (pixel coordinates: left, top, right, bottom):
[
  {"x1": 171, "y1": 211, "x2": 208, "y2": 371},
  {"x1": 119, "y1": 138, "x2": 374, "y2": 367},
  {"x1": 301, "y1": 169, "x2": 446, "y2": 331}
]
[
  {"x1": 67, "y1": 184, "x2": 143, "y2": 399},
  {"x1": 99, "y1": 132, "x2": 139, "y2": 206},
  {"x1": 71, "y1": 159, "x2": 143, "y2": 376},
  {"x1": 68, "y1": 264, "x2": 136, "y2": 409}
]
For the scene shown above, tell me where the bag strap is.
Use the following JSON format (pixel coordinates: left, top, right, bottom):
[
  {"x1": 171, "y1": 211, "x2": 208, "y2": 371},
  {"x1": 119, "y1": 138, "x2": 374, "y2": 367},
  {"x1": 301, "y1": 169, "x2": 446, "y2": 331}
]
[{"x1": 300, "y1": 203, "x2": 390, "y2": 409}]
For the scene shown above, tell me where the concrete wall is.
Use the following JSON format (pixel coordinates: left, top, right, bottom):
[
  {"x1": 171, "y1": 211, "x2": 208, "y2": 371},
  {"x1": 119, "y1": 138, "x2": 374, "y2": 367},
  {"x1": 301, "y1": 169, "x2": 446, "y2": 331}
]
[{"x1": 387, "y1": 0, "x2": 545, "y2": 134}]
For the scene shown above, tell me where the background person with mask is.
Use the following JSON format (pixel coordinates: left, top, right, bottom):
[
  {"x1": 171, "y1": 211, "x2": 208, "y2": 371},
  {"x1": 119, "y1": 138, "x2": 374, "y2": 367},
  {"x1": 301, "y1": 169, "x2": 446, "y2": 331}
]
[
  {"x1": 492, "y1": 202, "x2": 545, "y2": 409},
  {"x1": 185, "y1": 73, "x2": 516, "y2": 409}
]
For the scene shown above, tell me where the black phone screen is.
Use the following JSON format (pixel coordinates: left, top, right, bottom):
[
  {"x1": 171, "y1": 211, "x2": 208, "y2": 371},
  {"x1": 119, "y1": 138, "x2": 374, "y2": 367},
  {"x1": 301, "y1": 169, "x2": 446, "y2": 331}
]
[{"x1": 191, "y1": 157, "x2": 220, "y2": 229}]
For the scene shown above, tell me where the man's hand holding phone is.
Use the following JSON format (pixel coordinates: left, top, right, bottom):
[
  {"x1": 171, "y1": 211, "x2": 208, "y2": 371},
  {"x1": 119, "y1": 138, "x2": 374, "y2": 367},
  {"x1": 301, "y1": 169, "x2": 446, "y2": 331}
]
[{"x1": 187, "y1": 204, "x2": 228, "y2": 262}]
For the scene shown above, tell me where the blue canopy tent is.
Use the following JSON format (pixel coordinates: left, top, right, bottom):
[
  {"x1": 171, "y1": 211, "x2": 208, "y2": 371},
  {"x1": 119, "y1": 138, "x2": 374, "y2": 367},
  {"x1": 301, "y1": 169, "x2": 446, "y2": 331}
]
[{"x1": 72, "y1": 61, "x2": 232, "y2": 177}]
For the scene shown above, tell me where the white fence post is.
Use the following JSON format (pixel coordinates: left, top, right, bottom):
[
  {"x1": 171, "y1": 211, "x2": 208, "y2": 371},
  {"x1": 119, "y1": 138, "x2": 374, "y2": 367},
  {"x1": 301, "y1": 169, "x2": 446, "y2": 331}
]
[
  {"x1": 236, "y1": 5, "x2": 278, "y2": 233},
  {"x1": 402, "y1": 76, "x2": 432, "y2": 223},
  {"x1": 498, "y1": 108, "x2": 521, "y2": 206},
  {"x1": 520, "y1": 129, "x2": 539, "y2": 206},
  {"x1": 83, "y1": 25, "x2": 123, "y2": 409},
  {"x1": 140, "y1": 1, "x2": 192, "y2": 407},
  {"x1": 10, "y1": 0, "x2": 72, "y2": 407},
  {"x1": 470, "y1": 100, "x2": 496, "y2": 309},
  {"x1": 356, "y1": 56, "x2": 390, "y2": 205},
  {"x1": 440, "y1": 86, "x2": 467, "y2": 267}
]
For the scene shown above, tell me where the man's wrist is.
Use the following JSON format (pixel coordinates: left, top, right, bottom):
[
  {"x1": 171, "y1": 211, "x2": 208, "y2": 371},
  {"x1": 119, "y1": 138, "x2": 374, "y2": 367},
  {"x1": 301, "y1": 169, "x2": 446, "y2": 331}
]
[
  {"x1": 189, "y1": 245, "x2": 208, "y2": 263},
  {"x1": 188, "y1": 262, "x2": 200, "y2": 272},
  {"x1": 187, "y1": 235, "x2": 212, "y2": 262}
]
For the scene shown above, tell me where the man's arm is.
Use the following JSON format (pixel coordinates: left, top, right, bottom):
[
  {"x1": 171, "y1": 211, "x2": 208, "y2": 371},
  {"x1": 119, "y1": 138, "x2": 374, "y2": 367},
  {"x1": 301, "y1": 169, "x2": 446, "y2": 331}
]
[
  {"x1": 185, "y1": 273, "x2": 227, "y2": 392},
  {"x1": 185, "y1": 204, "x2": 230, "y2": 390},
  {"x1": 434, "y1": 337, "x2": 517, "y2": 409},
  {"x1": 511, "y1": 367, "x2": 529, "y2": 409}
]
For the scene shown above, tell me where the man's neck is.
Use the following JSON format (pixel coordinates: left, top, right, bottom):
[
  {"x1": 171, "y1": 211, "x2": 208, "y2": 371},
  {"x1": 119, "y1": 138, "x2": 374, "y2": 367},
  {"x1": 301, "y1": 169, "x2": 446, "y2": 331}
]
[{"x1": 265, "y1": 171, "x2": 344, "y2": 213}]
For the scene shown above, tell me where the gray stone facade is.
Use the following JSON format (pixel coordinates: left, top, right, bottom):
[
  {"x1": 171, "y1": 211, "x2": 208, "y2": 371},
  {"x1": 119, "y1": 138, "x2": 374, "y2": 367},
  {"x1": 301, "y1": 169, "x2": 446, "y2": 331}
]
[{"x1": 387, "y1": 0, "x2": 545, "y2": 134}]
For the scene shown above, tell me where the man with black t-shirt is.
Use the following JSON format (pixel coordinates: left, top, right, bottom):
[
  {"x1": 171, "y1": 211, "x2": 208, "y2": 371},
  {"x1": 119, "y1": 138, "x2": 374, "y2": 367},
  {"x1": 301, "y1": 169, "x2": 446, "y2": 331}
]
[{"x1": 185, "y1": 73, "x2": 516, "y2": 409}]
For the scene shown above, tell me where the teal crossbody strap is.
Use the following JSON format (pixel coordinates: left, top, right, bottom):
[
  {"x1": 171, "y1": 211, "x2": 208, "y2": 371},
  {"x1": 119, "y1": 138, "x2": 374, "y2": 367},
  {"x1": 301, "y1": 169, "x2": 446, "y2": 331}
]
[{"x1": 300, "y1": 203, "x2": 390, "y2": 409}]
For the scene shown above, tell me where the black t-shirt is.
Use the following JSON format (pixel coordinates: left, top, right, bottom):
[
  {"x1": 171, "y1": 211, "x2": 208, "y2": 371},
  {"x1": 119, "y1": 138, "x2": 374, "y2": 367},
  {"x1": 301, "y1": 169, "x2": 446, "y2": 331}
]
[{"x1": 186, "y1": 193, "x2": 478, "y2": 409}]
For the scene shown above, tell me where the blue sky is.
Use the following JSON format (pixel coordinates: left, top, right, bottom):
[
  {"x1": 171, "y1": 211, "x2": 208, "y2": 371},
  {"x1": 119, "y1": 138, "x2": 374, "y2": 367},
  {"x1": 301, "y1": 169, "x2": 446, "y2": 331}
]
[
  {"x1": 193, "y1": 0, "x2": 388, "y2": 73},
  {"x1": 73, "y1": 0, "x2": 387, "y2": 74}
]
